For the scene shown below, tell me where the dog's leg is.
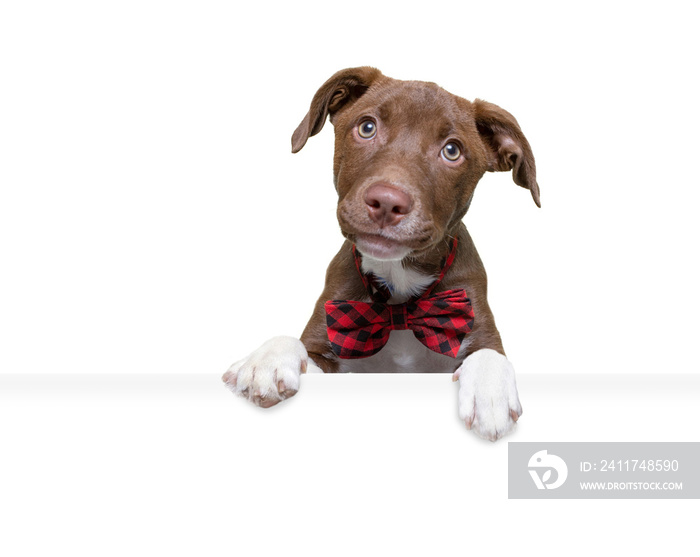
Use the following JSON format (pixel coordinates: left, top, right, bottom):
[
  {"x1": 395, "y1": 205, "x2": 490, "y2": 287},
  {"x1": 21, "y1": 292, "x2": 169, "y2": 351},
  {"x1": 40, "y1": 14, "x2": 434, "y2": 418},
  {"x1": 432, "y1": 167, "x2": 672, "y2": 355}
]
[
  {"x1": 452, "y1": 349, "x2": 523, "y2": 441},
  {"x1": 301, "y1": 330, "x2": 340, "y2": 373},
  {"x1": 222, "y1": 336, "x2": 321, "y2": 407},
  {"x1": 222, "y1": 246, "x2": 350, "y2": 404}
]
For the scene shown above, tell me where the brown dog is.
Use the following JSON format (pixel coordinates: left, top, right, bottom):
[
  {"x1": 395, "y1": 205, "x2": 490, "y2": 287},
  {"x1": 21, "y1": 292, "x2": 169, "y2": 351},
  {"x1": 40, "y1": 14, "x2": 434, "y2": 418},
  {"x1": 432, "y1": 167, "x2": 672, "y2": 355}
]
[{"x1": 223, "y1": 67, "x2": 539, "y2": 441}]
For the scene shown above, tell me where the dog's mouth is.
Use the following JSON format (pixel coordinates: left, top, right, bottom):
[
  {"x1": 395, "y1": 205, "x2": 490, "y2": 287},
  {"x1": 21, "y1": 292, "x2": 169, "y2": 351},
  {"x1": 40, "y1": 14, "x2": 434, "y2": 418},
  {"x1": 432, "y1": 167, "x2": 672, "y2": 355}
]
[
  {"x1": 338, "y1": 203, "x2": 438, "y2": 261},
  {"x1": 353, "y1": 233, "x2": 413, "y2": 261}
]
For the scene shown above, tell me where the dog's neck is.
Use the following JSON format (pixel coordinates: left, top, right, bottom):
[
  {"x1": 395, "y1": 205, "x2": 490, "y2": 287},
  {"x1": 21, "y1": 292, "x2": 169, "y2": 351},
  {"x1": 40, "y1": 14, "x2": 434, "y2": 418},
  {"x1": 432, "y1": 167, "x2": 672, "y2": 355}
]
[{"x1": 358, "y1": 240, "x2": 453, "y2": 303}]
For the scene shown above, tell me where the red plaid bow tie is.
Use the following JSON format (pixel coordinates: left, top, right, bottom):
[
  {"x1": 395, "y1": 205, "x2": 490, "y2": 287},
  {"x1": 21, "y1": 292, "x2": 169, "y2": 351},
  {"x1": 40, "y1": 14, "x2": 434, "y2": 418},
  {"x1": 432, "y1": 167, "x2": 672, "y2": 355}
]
[{"x1": 324, "y1": 239, "x2": 474, "y2": 359}]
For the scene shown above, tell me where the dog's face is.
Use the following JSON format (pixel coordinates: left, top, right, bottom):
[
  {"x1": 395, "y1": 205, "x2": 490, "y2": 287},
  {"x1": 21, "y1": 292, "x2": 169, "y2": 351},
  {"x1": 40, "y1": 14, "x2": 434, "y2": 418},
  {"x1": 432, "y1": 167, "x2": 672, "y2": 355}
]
[{"x1": 292, "y1": 67, "x2": 540, "y2": 261}]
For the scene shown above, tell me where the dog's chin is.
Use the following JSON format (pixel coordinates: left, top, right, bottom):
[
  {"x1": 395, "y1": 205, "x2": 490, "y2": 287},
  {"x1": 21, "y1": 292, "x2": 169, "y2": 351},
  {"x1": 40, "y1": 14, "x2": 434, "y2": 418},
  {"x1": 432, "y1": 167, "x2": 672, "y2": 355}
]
[{"x1": 354, "y1": 234, "x2": 412, "y2": 261}]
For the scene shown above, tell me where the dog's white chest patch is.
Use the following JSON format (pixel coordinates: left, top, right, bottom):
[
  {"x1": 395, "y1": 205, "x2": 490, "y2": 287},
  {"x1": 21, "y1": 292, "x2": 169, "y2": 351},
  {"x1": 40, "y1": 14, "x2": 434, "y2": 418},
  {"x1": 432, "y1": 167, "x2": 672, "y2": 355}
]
[{"x1": 359, "y1": 255, "x2": 435, "y2": 303}]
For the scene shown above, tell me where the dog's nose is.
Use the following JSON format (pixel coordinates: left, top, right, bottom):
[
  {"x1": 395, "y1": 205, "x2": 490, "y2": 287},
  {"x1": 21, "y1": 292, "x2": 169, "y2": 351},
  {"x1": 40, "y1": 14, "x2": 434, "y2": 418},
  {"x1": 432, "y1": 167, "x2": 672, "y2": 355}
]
[{"x1": 364, "y1": 183, "x2": 413, "y2": 228}]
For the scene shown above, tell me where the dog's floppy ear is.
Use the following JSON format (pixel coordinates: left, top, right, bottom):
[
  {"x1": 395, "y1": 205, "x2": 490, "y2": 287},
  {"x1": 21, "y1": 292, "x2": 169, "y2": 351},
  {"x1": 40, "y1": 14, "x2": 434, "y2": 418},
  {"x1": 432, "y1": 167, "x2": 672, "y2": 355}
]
[
  {"x1": 291, "y1": 66, "x2": 384, "y2": 153},
  {"x1": 473, "y1": 99, "x2": 541, "y2": 207}
]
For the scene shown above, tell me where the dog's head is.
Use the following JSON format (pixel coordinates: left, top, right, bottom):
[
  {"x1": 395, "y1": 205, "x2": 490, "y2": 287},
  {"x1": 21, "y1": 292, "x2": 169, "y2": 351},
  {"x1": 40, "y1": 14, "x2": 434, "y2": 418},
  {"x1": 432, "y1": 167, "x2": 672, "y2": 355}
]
[{"x1": 292, "y1": 67, "x2": 540, "y2": 261}]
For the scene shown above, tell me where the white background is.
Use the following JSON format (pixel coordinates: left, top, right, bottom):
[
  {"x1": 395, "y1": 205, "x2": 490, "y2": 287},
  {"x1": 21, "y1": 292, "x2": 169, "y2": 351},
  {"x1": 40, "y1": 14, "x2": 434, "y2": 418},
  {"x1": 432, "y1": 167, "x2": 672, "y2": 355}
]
[
  {"x1": 2, "y1": 0, "x2": 699, "y2": 376},
  {"x1": 1, "y1": 1, "x2": 699, "y2": 555}
]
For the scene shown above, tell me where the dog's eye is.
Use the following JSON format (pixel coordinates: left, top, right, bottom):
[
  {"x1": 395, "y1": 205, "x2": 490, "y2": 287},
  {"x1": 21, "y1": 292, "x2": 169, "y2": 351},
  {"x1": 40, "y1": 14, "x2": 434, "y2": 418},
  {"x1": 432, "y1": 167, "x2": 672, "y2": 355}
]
[
  {"x1": 358, "y1": 120, "x2": 377, "y2": 139},
  {"x1": 441, "y1": 142, "x2": 461, "y2": 161}
]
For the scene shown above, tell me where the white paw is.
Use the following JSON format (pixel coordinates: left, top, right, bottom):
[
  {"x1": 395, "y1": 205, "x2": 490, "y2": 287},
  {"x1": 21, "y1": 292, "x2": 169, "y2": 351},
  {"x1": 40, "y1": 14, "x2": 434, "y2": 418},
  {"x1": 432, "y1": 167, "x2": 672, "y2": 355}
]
[
  {"x1": 222, "y1": 336, "x2": 307, "y2": 408},
  {"x1": 453, "y1": 349, "x2": 523, "y2": 441}
]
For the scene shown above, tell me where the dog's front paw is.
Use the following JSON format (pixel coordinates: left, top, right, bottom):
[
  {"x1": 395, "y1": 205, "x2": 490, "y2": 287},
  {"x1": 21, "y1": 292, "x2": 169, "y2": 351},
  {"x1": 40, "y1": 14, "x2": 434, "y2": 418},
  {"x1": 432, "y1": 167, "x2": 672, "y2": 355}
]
[
  {"x1": 222, "y1": 336, "x2": 307, "y2": 408},
  {"x1": 452, "y1": 349, "x2": 523, "y2": 441}
]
